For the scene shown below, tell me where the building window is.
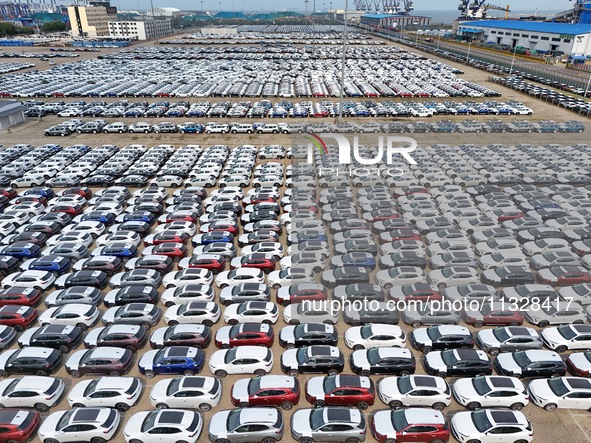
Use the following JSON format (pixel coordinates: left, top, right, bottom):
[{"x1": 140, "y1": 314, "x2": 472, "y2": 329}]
[
  {"x1": 491, "y1": 30, "x2": 497, "y2": 34},
  {"x1": 513, "y1": 33, "x2": 519, "y2": 36},
  {"x1": 551, "y1": 37, "x2": 560, "y2": 41},
  {"x1": 531, "y1": 35, "x2": 538, "y2": 39},
  {"x1": 522, "y1": 34, "x2": 529, "y2": 37},
  {"x1": 541, "y1": 36, "x2": 549, "y2": 40},
  {"x1": 564, "y1": 39, "x2": 571, "y2": 43},
  {"x1": 505, "y1": 32, "x2": 511, "y2": 35}
]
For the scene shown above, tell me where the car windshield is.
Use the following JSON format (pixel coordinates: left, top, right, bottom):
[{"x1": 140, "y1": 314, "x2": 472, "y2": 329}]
[
  {"x1": 427, "y1": 327, "x2": 442, "y2": 340},
  {"x1": 472, "y1": 377, "x2": 492, "y2": 395},
  {"x1": 557, "y1": 325, "x2": 577, "y2": 340},
  {"x1": 247, "y1": 377, "x2": 262, "y2": 395},
  {"x1": 513, "y1": 352, "x2": 532, "y2": 368},
  {"x1": 360, "y1": 326, "x2": 374, "y2": 339},
  {"x1": 83, "y1": 378, "x2": 100, "y2": 397},
  {"x1": 390, "y1": 410, "x2": 409, "y2": 431},
  {"x1": 309, "y1": 409, "x2": 325, "y2": 431},
  {"x1": 3, "y1": 379, "x2": 19, "y2": 395},
  {"x1": 471, "y1": 411, "x2": 493, "y2": 433},
  {"x1": 396, "y1": 376, "x2": 412, "y2": 394},
  {"x1": 367, "y1": 348, "x2": 382, "y2": 364},
  {"x1": 441, "y1": 351, "x2": 458, "y2": 366},
  {"x1": 141, "y1": 411, "x2": 159, "y2": 432},
  {"x1": 547, "y1": 378, "x2": 570, "y2": 397},
  {"x1": 166, "y1": 378, "x2": 182, "y2": 395},
  {"x1": 224, "y1": 348, "x2": 238, "y2": 364},
  {"x1": 323, "y1": 376, "x2": 337, "y2": 393},
  {"x1": 492, "y1": 328, "x2": 510, "y2": 342},
  {"x1": 57, "y1": 410, "x2": 75, "y2": 431}
]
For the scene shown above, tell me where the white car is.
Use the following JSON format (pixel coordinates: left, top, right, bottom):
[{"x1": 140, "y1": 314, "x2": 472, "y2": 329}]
[
  {"x1": 45, "y1": 232, "x2": 94, "y2": 248},
  {"x1": 541, "y1": 324, "x2": 591, "y2": 352},
  {"x1": 267, "y1": 268, "x2": 316, "y2": 289},
  {"x1": 378, "y1": 375, "x2": 451, "y2": 409},
  {"x1": 123, "y1": 409, "x2": 202, "y2": 443},
  {"x1": 344, "y1": 324, "x2": 406, "y2": 350},
  {"x1": 241, "y1": 242, "x2": 284, "y2": 258},
  {"x1": 161, "y1": 284, "x2": 215, "y2": 306},
  {"x1": 149, "y1": 376, "x2": 222, "y2": 411},
  {"x1": 38, "y1": 304, "x2": 99, "y2": 330},
  {"x1": 375, "y1": 267, "x2": 425, "y2": 289},
  {"x1": 96, "y1": 231, "x2": 142, "y2": 247},
  {"x1": 62, "y1": 221, "x2": 106, "y2": 238},
  {"x1": 39, "y1": 408, "x2": 121, "y2": 443},
  {"x1": 529, "y1": 376, "x2": 591, "y2": 411},
  {"x1": 209, "y1": 346, "x2": 273, "y2": 378},
  {"x1": 155, "y1": 221, "x2": 197, "y2": 236},
  {"x1": 223, "y1": 301, "x2": 279, "y2": 325},
  {"x1": 163, "y1": 301, "x2": 221, "y2": 327},
  {"x1": 451, "y1": 409, "x2": 533, "y2": 443},
  {"x1": 162, "y1": 269, "x2": 213, "y2": 289},
  {"x1": 0, "y1": 375, "x2": 65, "y2": 411},
  {"x1": 215, "y1": 268, "x2": 265, "y2": 289},
  {"x1": 427, "y1": 266, "x2": 480, "y2": 289},
  {"x1": 453, "y1": 375, "x2": 529, "y2": 410},
  {"x1": 522, "y1": 238, "x2": 570, "y2": 256},
  {"x1": 1, "y1": 270, "x2": 56, "y2": 290},
  {"x1": 67, "y1": 377, "x2": 142, "y2": 410}
]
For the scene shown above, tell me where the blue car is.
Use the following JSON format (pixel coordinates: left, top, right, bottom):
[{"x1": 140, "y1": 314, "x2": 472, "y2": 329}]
[
  {"x1": 0, "y1": 242, "x2": 41, "y2": 259},
  {"x1": 96, "y1": 242, "x2": 138, "y2": 259},
  {"x1": 123, "y1": 211, "x2": 156, "y2": 225},
  {"x1": 288, "y1": 232, "x2": 328, "y2": 246},
  {"x1": 330, "y1": 252, "x2": 376, "y2": 270},
  {"x1": 23, "y1": 254, "x2": 71, "y2": 274},
  {"x1": 192, "y1": 231, "x2": 234, "y2": 246},
  {"x1": 138, "y1": 346, "x2": 205, "y2": 378},
  {"x1": 81, "y1": 211, "x2": 116, "y2": 225},
  {"x1": 24, "y1": 187, "x2": 55, "y2": 199},
  {"x1": 179, "y1": 123, "x2": 204, "y2": 134},
  {"x1": 560, "y1": 123, "x2": 585, "y2": 133}
]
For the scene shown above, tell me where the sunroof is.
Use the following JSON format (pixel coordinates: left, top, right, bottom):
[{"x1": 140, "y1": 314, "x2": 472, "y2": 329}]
[
  {"x1": 414, "y1": 376, "x2": 438, "y2": 387},
  {"x1": 159, "y1": 411, "x2": 184, "y2": 424},
  {"x1": 72, "y1": 409, "x2": 100, "y2": 422},
  {"x1": 491, "y1": 411, "x2": 518, "y2": 424},
  {"x1": 568, "y1": 378, "x2": 591, "y2": 389},
  {"x1": 338, "y1": 375, "x2": 362, "y2": 387},
  {"x1": 326, "y1": 408, "x2": 351, "y2": 422},
  {"x1": 489, "y1": 377, "x2": 515, "y2": 388},
  {"x1": 44, "y1": 325, "x2": 66, "y2": 333},
  {"x1": 242, "y1": 324, "x2": 262, "y2": 332},
  {"x1": 307, "y1": 324, "x2": 327, "y2": 332},
  {"x1": 167, "y1": 347, "x2": 189, "y2": 357},
  {"x1": 311, "y1": 346, "x2": 331, "y2": 356},
  {"x1": 182, "y1": 378, "x2": 206, "y2": 388}
]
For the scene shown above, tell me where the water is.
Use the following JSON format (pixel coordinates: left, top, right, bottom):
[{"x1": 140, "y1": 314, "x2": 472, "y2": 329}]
[{"x1": 415, "y1": 9, "x2": 563, "y2": 25}]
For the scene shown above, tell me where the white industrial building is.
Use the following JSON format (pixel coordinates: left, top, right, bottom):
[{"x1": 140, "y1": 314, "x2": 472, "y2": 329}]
[
  {"x1": 108, "y1": 18, "x2": 172, "y2": 40},
  {"x1": 458, "y1": 20, "x2": 591, "y2": 56},
  {"x1": 147, "y1": 7, "x2": 179, "y2": 16}
]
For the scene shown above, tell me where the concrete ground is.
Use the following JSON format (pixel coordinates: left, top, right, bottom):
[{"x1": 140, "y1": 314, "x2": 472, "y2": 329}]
[{"x1": 0, "y1": 33, "x2": 591, "y2": 443}]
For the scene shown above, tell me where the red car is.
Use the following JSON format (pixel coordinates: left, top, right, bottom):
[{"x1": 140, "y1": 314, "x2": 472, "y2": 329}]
[
  {"x1": 537, "y1": 266, "x2": 591, "y2": 286},
  {"x1": 214, "y1": 323, "x2": 274, "y2": 348},
  {"x1": 0, "y1": 409, "x2": 40, "y2": 443},
  {"x1": 366, "y1": 209, "x2": 400, "y2": 222},
  {"x1": 243, "y1": 194, "x2": 277, "y2": 206},
  {"x1": 146, "y1": 243, "x2": 188, "y2": 259},
  {"x1": 380, "y1": 229, "x2": 422, "y2": 244},
  {"x1": 305, "y1": 374, "x2": 375, "y2": 409},
  {"x1": 207, "y1": 221, "x2": 239, "y2": 235},
  {"x1": 13, "y1": 195, "x2": 48, "y2": 205},
  {"x1": 566, "y1": 352, "x2": 591, "y2": 377},
  {"x1": 145, "y1": 231, "x2": 190, "y2": 246},
  {"x1": 462, "y1": 303, "x2": 524, "y2": 327},
  {"x1": 0, "y1": 305, "x2": 38, "y2": 331},
  {"x1": 0, "y1": 188, "x2": 17, "y2": 200},
  {"x1": 572, "y1": 239, "x2": 591, "y2": 256},
  {"x1": 230, "y1": 253, "x2": 276, "y2": 274},
  {"x1": 165, "y1": 211, "x2": 199, "y2": 224},
  {"x1": 62, "y1": 186, "x2": 92, "y2": 199},
  {"x1": 394, "y1": 186, "x2": 428, "y2": 198},
  {"x1": 491, "y1": 209, "x2": 525, "y2": 223},
  {"x1": 49, "y1": 204, "x2": 83, "y2": 216},
  {"x1": 179, "y1": 255, "x2": 226, "y2": 274},
  {"x1": 0, "y1": 288, "x2": 42, "y2": 307},
  {"x1": 276, "y1": 283, "x2": 328, "y2": 306},
  {"x1": 230, "y1": 375, "x2": 300, "y2": 409},
  {"x1": 371, "y1": 408, "x2": 450, "y2": 443}
]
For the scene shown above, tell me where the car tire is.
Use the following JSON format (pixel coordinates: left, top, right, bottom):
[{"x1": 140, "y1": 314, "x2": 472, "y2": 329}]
[
  {"x1": 215, "y1": 369, "x2": 227, "y2": 378},
  {"x1": 353, "y1": 344, "x2": 364, "y2": 351},
  {"x1": 109, "y1": 370, "x2": 121, "y2": 377},
  {"x1": 288, "y1": 369, "x2": 299, "y2": 377},
  {"x1": 115, "y1": 402, "x2": 130, "y2": 411},
  {"x1": 144, "y1": 370, "x2": 155, "y2": 378},
  {"x1": 431, "y1": 401, "x2": 446, "y2": 410},
  {"x1": 215, "y1": 440, "x2": 231, "y2": 443},
  {"x1": 70, "y1": 370, "x2": 81, "y2": 378},
  {"x1": 384, "y1": 440, "x2": 396, "y2": 443},
  {"x1": 72, "y1": 403, "x2": 85, "y2": 408},
  {"x1": 203, "y1": 319, "x2": 214, "y2": 327},
  {"x1": 156, "y1": 403, "x2": 168, "y2": 409},
  {"x1": 76, "y1": 323, "x2": 88, "y2": 331},
  {"x1": 129, "y1": 440, "x2": 144, "y2": 443},
  {"x1": 359, "y1": 370, "x2": 371, "y2": 377},
  {"x1": 489, "y1": 348, "x2": 500, "y2": 356},
  {"x1": 327, "y1": 369, "x2": 339, "y2": 376},
  {"x1": 544, "y1": 403, "x2": 558, "y2": 411},
  {"x1": 538, "y1": 320, "x2": 549, "y2": 328},
  {"x1": 356, "y1": 401, "x2": 369, "y2": 410},
  {"x1": 289, "y1": 320, "x2": 300, "y2": 325},
  {"x1": 44, "y1": 439, "x2": 60, "y2": 443},
  {"x1": 411, "y1": 321, "x2": 422, "y2": 328},
  {"x1": 466, "y1": 440, "x2": 481, "y2": 443},
  {"x1": 168, "y1": 320, "x2": 179, "y2": 326},
  {"x1": 300, "y1": 438, "x2": 314, "y2": 443},
  {"x1": 345, "y1": 439, "x2": 360, "y2": 443},
  {"x1": 58, "y1": 345, "x2": 70, "y2": 354},
  {"x1": 91, "y1": 437, "x2": 106, "y2": 443},
  {"x1": 254, "y1": 369, "x2": 267, "y2": 376},
  {"x1": 183, "y1": 370, "x2": 194, "y2": 376},
  {"x1": 510, "y1": 402, "x2": 524, "y2": 411},
  {"x1": 555, "y1": 345, "x2": 568, "y2": 353},
  {"x1": 467, "y1": 401, "x2": 481, "y2": 410},
  {"x1": 34, "y1": 402, "x2": 49, "y2": 412},
  {"x1": 474, "y1": 320, "x2": 484, "y2": 328},
  {"x1": 437, "y1": 372, "x2": 447, "y2": 378},
  {"x1": 165, "y1": 301, "x2": 175, "y2": 308},
  {"x1": 199, "y1": 402, "x2": 212, "y2": 412}
]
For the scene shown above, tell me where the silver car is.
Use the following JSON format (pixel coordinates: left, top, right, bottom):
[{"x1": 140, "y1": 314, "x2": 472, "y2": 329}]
[
  {"x1": 102, "y1": 303, "x2": 162, "y2": 328},
  {"x1": 208, "y1": 407, "x2": 284, "y2": 443},
  {"x1": 291, "y1": 407, "x2": 366, "y2": 442},
  {"x1": 401, "y1": 302, "x2": 461, "y2": 328}
]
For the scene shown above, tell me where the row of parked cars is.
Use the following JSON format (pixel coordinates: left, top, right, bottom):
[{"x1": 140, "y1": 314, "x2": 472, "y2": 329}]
[
  {"x1": 0, "y1": 62, "x2": 34, "y2": 74},
  {"x1": 24, "y1": 98, "x2": 532, "y2": 119}
]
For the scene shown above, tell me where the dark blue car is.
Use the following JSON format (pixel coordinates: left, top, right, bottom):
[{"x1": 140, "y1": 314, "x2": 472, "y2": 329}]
[
  {"x1": 24, "y1": 255, "x2": 71, "y2": 274},
  {"x1": 138, "y1": 346, "x2": 205, "y2": 378},
  {"x1": 0, "y1": 242, "x2": 41, "y2": 259},
  {"x1": 193, "y1": 231, "x2": 234, "y2": 246},
  {"x1": 331, "y1": 252, "x2": 376, "y2": 270},
  {"x1": 81, "y1": 211, "x2": 116, "y2": 225},
  {"x1": 98, "y1": 242, "x2": 138, "y2": 259},
  {"x1": 24, "y1": 187, "x2": 55, "y2": 199},
  {"x1": 124, "y1": 211, "x2": 156, "y2": 225}
]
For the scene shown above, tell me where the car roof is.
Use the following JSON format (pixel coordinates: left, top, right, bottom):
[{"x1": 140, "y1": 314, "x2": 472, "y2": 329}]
[
  {"x1": 335, "y1": 374, "x2": 371, "y2": 389},
  {"x1": 154, "y1": 409, "x2": 193, "y2": 426},
  {"x1": 179, "y1": 376, "x2": 216, "y2": 391},
  {"x1": 523, "y1": 350, "x2": 562, "y2": 362},
  {"x1": 486, "y1": 409, "x2": 527, "y2": 426},
  {"x1": 237, "y1": 407, "x2": 279, "y2": 425},
  {"x1": 403, "y1": 408, "x2": 445, "y2": 425},
  {"x1": 453, "y1": 349, "x2": 488, "y2": 361},
  {"x1": 257, "y1": 375, "x2": 295, "y2": 389},
  {"x1": 163, "y1": 346, "x2": 199, "y2": 358},
  {"x1": 486, "y1": 376, "x2": 521, "y2": 389},
  {"x1": 105, "y1": 324, "x2": 141, "y2": 334},
  {"x1": 434, "y1": 325, "x2": 471, "y2": 335},
  {"x1": 94, "y1": 376, "x2": 136, "y2": 390},
  {"x1": 410, "y1": 375, "x2": 446, "y2": 390},
  {"x1": 323, "y1": 407, "x2": 361, "y2": 424},
  {"x1": 40, "y1": 325, "x2": 75, "y2": 334},
  {"x1": 88, "y1": 347, "x2": 126, "y2": 359},
  {"x1": 69, "y1": 408, "x2": 106, "y2": 424}
]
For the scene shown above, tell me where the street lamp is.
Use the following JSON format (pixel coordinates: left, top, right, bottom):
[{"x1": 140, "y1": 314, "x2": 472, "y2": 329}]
[
  {"x1": 509, "y1": 44, "x2": 518, "y2": 76},
  {"x1": 338, "y1": 0, "x2": 348, "y2": 124},
  {"x1": 466, "y1": 37, "x2": 473, "y2": 62},
  {"x1": 584, "y1": 73, "x2": 591, "y2": 99},
  {"x1": 436, "y1": 33, "x2": 441, "y2": 50}
]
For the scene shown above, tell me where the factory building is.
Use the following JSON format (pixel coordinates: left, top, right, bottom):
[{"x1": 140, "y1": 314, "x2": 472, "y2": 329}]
[
  {"x1": 360, "y1": 13, "x2": 431, "y2": 29},
  {"x1": 67, "y1": 3, "x2": 116, "y2": 37},
  {"x1": 108, "y1": 18, "x2": 172, "y2": 40},
  {"x1": 458, "y1": 20, "x2": 591, "y2": 56}
]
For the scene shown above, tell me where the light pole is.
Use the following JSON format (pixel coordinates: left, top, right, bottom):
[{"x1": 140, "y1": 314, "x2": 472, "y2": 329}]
[
  {"x1": 436, "y1": 33, "x2": 441, "y2": 50},
  {"x1": 584, "y1": 73, "x2": 591, "y2": 99},
  {"x1": 509, "y1": 44, "x2": 518, "y2": 76},
  {"x1": 338, "y1": 0, "x2": 348, "y2": 124},
  {"x1": 466, "y1": 37, "x2": 472, "y2": 62}
]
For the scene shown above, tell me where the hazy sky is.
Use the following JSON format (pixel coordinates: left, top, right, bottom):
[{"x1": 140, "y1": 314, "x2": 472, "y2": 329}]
[{"x1": 114, "y1": 0, "x2": 568, "y2": 12}]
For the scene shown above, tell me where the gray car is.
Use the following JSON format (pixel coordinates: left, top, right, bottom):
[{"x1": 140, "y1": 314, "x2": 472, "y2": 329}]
[
  {"x1": 401, "y1": 302, "x2": 461, "y2": 328},
  {"x1": 476, "y1": 326, "x2": 543, "y2": 355},
  {"x1": 102, "y1": 303, "x2": 162, "y2": 328},
  {"x1": 44, "y1": 286, "x2": 102, "y2": 308},
  {"x1": 110, "y1": 269, "x2": 163, "y2": 288},
  {"x1": 208, "y1": 407, "x2": 284, "y2": 443},
  {"x1": 291, "y1": 407, "x2": 366, "y2": 443}
]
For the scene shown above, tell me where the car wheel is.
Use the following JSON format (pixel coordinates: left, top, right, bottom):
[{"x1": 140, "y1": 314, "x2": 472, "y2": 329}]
[
  {"x1": 384, "y1": 440, "x2": 397, "y2": 443},
  {"x1": 431, "y1": 402, "x2": 446, "y2": 410},
  {"x1": 555, "y1": 345, "x2": 568, "y2": 353},
  {"x1": 285, "y1": 343, "x2": 295, "y2": 350},
  {"x1": 353, "y1": 344, "x2": 364, "y2": 351},
  {"x1": 220, "y1": 343, "x2": 230, "y2": 350},
  {"x1": 215, "y1": 369, "x2": 228, "y2": 378},
  {"x1": 279, "y1": 400, "x2": 293, "y2": 410},
  {"x1": 199, "y1": 402, "x2": 212, "y2": 412},
  {"x1": 345, "y1": 439, "x2": 360, "y2": 443},
  {"x1": 261, "y1": 439, "x2": 277, "y2": 443},
  {"x1": 467, "y1": 401, "x2": 481, "y2": 410},
  {"x1": 288, "y1": 369, "x2": 299, "y2": 377},
  {"x1": 76, "y1": 323, "x2": 88, "y2": 331},
  {"x1": 359, "y1": 370, "x2": 371, "y2": 377},
  {"x1": 544, "y1": 403, "x2": 558, "y2": 411},
  {"x1": 115, "y1": 402, "x2": 130, "y2": 411},
  {"x1": 72, "y1": 403, "x2": 85, "y2": 408},
  {"x1": 400, "y1": 370, "x2": 411, "y2": 376},
  {"x1": 289, "y1": 320, "x2": 300, "y2": 325},
  {"x1": 156, "y1": 403, "x2": 168, "y2": 409},
  {"x1": 300, "y1": 438, "x2": 314, "y2": 443},
  {"x1": 327, "y1": 369, "x2": 339, "y2": 376},
  {"x1": 129, "y1": 440, "x2": 144, "y2": 443},
  {"x1": 215, "y1": 440, "x2": 231, "y2": 443},
  {"x1": 183, "y1": 370, "x2": 194, "y2": 376},
  {"x1": 44, "y1": 439, "x2": 60, "y2": 443},
  {"x1": 437, "y1": 372, "x2": 447, "y2": 378},
  {"x1": 202, "y1": 319, "x2": 214, "y2": 327},
  {"x1": 254, "y1": 369, "x2": 267, "y2": 376},
  {"x1": 356, "y1": 401, "x2": 369, "y2": 410},
  {"x1": 168, "y1": 320, "x2": 179, "y2": 326},
  {"x1": 422, "y1": 346, "x2": 432, "y2": 354},
  {"x1": 466, "y1": 440, "x2": 481, "y2": 443},
  {"x1": 71, "y1": 370, "x2": 81, "y2": 378},
  {"x1": 474, "y1": 320, "x2": 484, "y2": 328},
  {"x1": 58, "y1": 345, "x2": 70, "y2": 354},
  {"x1": 165, "y1": 301, "x2": 175, "y2": 308},
  {"x1": 510, "y1": 402, "x2": 524, "y2": 411},
  {"x1": 144, "y1": 370, "x2": 155, "y2": 378},
  {"x1": 538, "y1": 320, "x2": 549, "y2": 328},
  {"x1": 34, "y1": 402, "x2": 49, "y2": 412},
  {"x1": 411, "y1": 321, "x2": 422, "y2": 328},
  {"x1": 109, "y1": 370, "x2": 120, "y2": 377},
  {"x1": 489, "y1": 348, "x2": 500, "y2": 356},
  {"x1": 91, "y1": 437, "x2": 106, "y2": 443}
]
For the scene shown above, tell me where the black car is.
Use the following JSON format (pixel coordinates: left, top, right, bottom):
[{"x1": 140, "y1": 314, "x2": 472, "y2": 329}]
[
  {"x1": 103, "y1": 286, "x2": 160, "y2": 308},
  {"x1": 0, "y1": 256, "x2": 20, "y2": 278},
  {"x1": 23, "y1": 222, "x2": 62, "y2": 236},
  {"x1": 494, "y1": 350, "x2": 567, "y2": 378},
  {"x1": 35, "y1": 212, "x2": 72, "y2": 227},
  {"x1": 149, "y1": 325, "x2": 212, "y2": 349},
  {"x1": 379, "y1": 252, "x2": 427, "y2": 270},
  {"x1": 0, "y1": 347, "x2": 63, "y2": 377},
  {"x1": 410, "y1": 326, "x2": 475, "y2": 353},
  {"x1": 84, "y1": 324, "x2": 148, "y2": 352},
  {"x1": 17, "y1": 325, "x2": 83, "y2": 353},
  {"x1": 424, "y1": 349, "x2": 493, "y2": 378},
  {"x1": 76, "y1": 256, "x2": 123, "y2": 276},
  {"x1": 350, "y1": 348, "x2": 416, "y2": 376},
  {"x1": 279, "y1": 323, "x2": 338, "y2": 349},
  {"x1": 280, "y1": 345, "x2": 344, "y2": 377},
  {"x1": 343, "y1": 302, "x2": 400, "y2": 326},
  {"x1": 320, "y1": 266, "x2": 370, "y2": 289},
  {"x1": 55, "y1": 270, "x2": 109, "y2": 290},
  {"x1": 126, "y1": 256, "x2": 174, "y2": 275},
  {"x1": 334, "y1": 240, "x2": 379, "y2": 256},
  {"x1": 81, "y1": 175, "x2": 115, "y2": 187},
  {"x1": 481, "y1": 266, "x2": 536, "y2": 287},
  {"x1": 332, "y1": 284, "x2": 384, "y2": 302}
]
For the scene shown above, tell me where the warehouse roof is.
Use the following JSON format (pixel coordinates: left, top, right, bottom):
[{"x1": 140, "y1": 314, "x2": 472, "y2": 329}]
[
  {"x1": 461, "y1": 20, "x2": 591, "y2": 35},
  {"x1": 0, "y1": 101, "x2": 25, "y2": 118}
]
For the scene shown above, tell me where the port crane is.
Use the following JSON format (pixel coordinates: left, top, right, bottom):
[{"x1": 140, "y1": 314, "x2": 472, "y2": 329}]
[
  {"x1": 458, "y1": 0, "x2": 511, "y2": 20},
  {"x1": 353, "y1": 0, "x2": 414, "y2": 14}
]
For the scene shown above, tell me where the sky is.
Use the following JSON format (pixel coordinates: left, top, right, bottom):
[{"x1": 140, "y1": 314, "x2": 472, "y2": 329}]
[{"x1": 113, "y1": 0, "x2": 569, "y2": 13}]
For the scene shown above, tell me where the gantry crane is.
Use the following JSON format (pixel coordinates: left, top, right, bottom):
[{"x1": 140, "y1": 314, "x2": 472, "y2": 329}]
[
  {"x1": 353, "y1": 0, "x2": 414, "y2": 14},
  {"x1": 458, "y1": 0, "x2": 510, "y2": 19}
]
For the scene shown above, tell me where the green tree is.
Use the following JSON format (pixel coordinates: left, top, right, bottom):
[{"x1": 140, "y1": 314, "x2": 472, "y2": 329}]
[{"x1": 41, "y1": 20, "x2": 66, "y2": 33}]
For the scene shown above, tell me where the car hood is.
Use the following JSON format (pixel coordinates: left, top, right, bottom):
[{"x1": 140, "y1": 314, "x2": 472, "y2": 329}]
[
  {"x1": 372, "y1": 410, "x2": 397, "y2": 439},
  {"x1": 38, "y1": 409, "x2": 67, "y2": 438},
  {"x1": 425, "y1": 352, "x2": 446, "y2": 371},
  {"x1": 411, "y1": 328, "x2": 432, "y2": 345},
  {"x1": 540, "y1": 328, "x2": 563, "y2": 346},
  {"x1": 528, "y1": 379, "x2": 555, "y2": 400},
  {"x1": 351, "y1": 350, "x2": 371, "y2": 369},
  {"x1": 208, "y1": 409, "x2": 231, "y2": 439},
  {"x1": 496, "y1": 353, "x2": 521, "y2": 374},
  {"x1": 17, "y1": 328, "x2": 36, "y2": 346},
  {"x1": 230, "y1": 378, "x2": 250, "y2": 403},
  {"x1": 477, "y1": 329, "x2": 499, "y2": 347},
  {"x1": 150, "y1": 328, "x2": 166, "y2": 346},
  {"x1": 450, "y1": 411, "x2": 480, "y2": 439},
  {"x1": 65, "y1": 350, "x2": 86, "y2": 371},
  {"x1": 208, "y1": 350, "x2": 227, "y2": 370},
  {"x1": 138, "y1": 350, "x2": 157, "y2": 370},
  {"x1": 101, "y1": 309, "x2": 116, "y2": 324},
  {"x1": 306, "y1": 376, "x2": 326, "y2": 400},
  {"x1": 280, "y1": 326, "x2": 295, "y2": 344},
  {"x1": 83, "y1": 328, "x2": 102, "y2": 346},
  {"x1": 215, "y1": 327, "x2": 231, "y2": 345},
  {"x1": 281, "y1": 349, "x2": 299, "y2": 369}
]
